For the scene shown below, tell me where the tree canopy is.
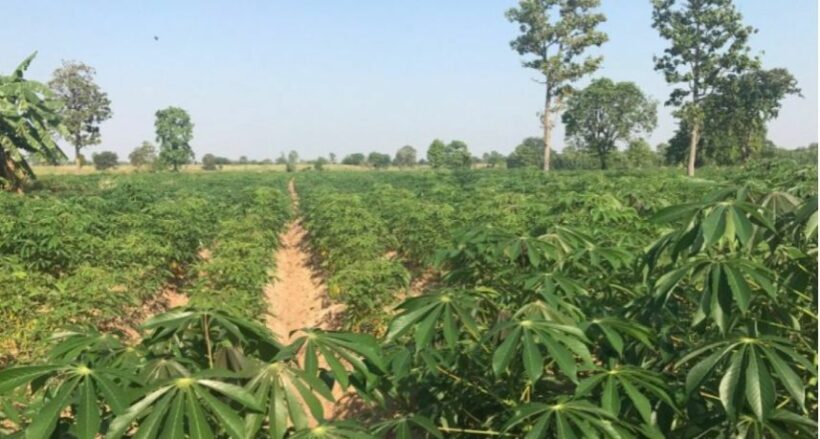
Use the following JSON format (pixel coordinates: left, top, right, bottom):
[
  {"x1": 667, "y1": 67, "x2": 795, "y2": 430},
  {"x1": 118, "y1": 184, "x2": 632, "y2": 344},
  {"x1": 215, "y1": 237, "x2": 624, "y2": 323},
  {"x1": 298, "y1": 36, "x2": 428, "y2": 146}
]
[
  {"x1": 128, "y1": 141, "x2": 157, "y2": 169},
  {"x1": 427, "y1": 139, "x2": 471, "y2": 169},
  {"x1": 506, "y1": 137, "x2": 544, "y2": 169},
  {"x1": 393, "y1": 145, "x2": 417, "y2": 167},
  {"x1": 91, "y1": 150, "x2": 118, "y2": 170},
  {"x1": 48, "y1": 61, "x2": 112, "y2": 168},
  {"x1": 507, "y1": 0, "x2": 608, "y2": 171},
  {"x1": 652, "y1": 0, "x2": 757, "y2": 175},
  {"x1": 562, "y1": 78, "x2": 657, "y2": 169},
  {"x1": 154, "y1": 106, "x2": 194, "y2": 171}
]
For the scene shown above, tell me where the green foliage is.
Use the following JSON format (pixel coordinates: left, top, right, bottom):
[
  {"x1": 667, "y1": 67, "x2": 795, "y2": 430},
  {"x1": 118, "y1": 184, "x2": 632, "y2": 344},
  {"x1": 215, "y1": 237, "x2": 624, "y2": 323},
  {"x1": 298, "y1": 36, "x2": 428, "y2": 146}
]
[
  {"x1": 426, "y1": 139, "x2": 470, "y2": 169},
  {"x1": 506, "y1": 137, "x2": 544, "y2": 169},
  {"x1": 341, "y1": 153, "x2": 366, "y2": 166},
  {"x1": 154, "y1": 107, "x2": 194, "y2": 171},
  {"x1": 1, "y1": 164, "x2": 817, "y2": 437},
  {"x1": 128, "y1": 141, "x2": 157, "y2": 169},
  {"x1": 0, "y1": 53, "x2": 66, "y2": 191},
  {"x1": 652, "y1": 0, "x2": 757, "y2": 175},
  {"x1": 506, "y1": 0, "x2": 608, "y2": 171},
  {"x1": 91, "y1": 151, "x2": 118, "y2": 171},
  {"x1": 392, "y1": 145, "x2": 416, "y2": 168},
  {"x1": 48, "y1": 61, "x2": 112, "y2": 168},
  {"x1": 367, "y1": 152, "x2": 391, "y2": 169},
  {"x1": 562, "y1": 78, "x2": 657, "y2": 169}
]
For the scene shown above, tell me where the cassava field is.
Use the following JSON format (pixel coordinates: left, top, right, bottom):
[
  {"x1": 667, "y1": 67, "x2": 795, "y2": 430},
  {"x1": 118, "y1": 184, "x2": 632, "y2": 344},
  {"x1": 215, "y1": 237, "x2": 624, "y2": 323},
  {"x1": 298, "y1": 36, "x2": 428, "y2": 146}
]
[{"x1": 0, "y1": 161, "x2": 816, "y2": 438}]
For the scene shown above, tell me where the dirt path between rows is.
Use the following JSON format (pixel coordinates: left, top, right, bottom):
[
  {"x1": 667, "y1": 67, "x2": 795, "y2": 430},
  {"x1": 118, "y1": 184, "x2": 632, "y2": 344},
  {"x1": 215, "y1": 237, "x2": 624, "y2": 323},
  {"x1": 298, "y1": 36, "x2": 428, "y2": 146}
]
[
  {"x1": 264, "y1": 180, "x2": 348, "y2": 420},
  {"x1": 264, "y1": 180, "x2": 339, "y2": 343}
]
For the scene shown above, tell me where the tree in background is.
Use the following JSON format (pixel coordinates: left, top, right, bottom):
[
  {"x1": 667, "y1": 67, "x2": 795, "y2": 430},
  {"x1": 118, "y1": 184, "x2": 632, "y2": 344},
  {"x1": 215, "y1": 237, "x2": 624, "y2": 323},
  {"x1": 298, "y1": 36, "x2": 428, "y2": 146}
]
[
  {"x1": 506, "y1": 137, "x2": 544, "y2": 169},
  {"x1": 562, "y1": 78, "x2": 657, "y2": 169},
  {"x1": 427, "y1": 139, "x2": 471, "y2": 169},
  {"x1": 128, "y1": 141, "x2": 157, "y2": 169},
  {"x1": 275, "y1": 153, "x2": 287, "y2": 164},
  {"x1": 342, "y1": 153, "x2": 366, "y2": 165},
  {"x1": 393, "y1": 145, "x2": 417, "y2": 168},
  {"x1": 708, "y1": 68, "x2": 800, "y2": 161},
  {"x1": 483, "y1": 151, "x2": 506, "y2": 168},
  {"x1": 91, "y1": 151, "x2": 118, "y2": 170},
  {"x1": 652, "y1": 0, "x2": 756, "y2": 176},
  {"x1": 154, "y1": 106, "x2": 194, "y2": 171},
  {"x1": 239, "y1": 155, "x2": 249, "y2": 164},
  {"x1": 426, "y1": 139, "x2": 447, "y2": 168},
  {"x1": 48, "y1": 61, "x2": 112, "y2": 168},
  {"x1": 625, "y1": 138, "x2": 658, "y2": 168},
  {"x1": 368, "y1": 152, "x2": 391, "y2": 169},
  {"x1": 0, "y1": 53, "x2": 66, "y2": 191},
  {"x1": 506, "y1": 0, "x2": 607, "y2": 172},
  {"x1": 287, "y1": 150, "x2": 299, "y2": 164},
  {"x1": 314, "y1": 156, "x2": 328, "y2": 171},
  {"x1": 329, "y1": 152, "x2": 337, "y2": 164},
  {"x1": 201, "y1": 153, "x2": 218, "y2": 171}
]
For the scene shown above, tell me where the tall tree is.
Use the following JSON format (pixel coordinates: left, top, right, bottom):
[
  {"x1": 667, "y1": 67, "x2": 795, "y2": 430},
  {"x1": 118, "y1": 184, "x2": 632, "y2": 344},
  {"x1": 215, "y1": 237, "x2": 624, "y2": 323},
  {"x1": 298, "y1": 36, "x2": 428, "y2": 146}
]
[
  {"x1": 562, "y1": 78, "x2": 657, "y2": 169},
  {"x1": 506, "y1": 0, "x2": 607, "y2": 172},
  {"x1": 48, "y1": 61, "x2": 112, "y2": 168},
  {"x1": 0, "y1": 53, "x2": 66, "y2": 191},
  {"x1": 393, "y1": 145, "x2": 417, "y2": 168},
  {"x1": 652, "y1": 0, "x2": 757, "y2": 176},
  {"x1": 154, "y1": 107, "x2": 194, "y2": 171}
]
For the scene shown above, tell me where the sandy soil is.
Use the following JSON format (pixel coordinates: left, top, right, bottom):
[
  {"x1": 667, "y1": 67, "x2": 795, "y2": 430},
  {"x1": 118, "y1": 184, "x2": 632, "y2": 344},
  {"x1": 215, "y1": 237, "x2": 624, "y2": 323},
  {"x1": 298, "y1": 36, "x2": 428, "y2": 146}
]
[{"x1": 264, "y1": 180, "x2": 348, "y2": 420}]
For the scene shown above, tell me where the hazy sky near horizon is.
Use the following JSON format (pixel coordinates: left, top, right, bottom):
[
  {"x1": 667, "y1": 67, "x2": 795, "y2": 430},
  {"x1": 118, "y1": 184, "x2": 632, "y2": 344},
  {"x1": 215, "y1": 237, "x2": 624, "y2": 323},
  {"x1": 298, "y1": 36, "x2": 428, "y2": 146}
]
[{"x1": 2, "y1": 1, "x2": 817, "y2": 161}]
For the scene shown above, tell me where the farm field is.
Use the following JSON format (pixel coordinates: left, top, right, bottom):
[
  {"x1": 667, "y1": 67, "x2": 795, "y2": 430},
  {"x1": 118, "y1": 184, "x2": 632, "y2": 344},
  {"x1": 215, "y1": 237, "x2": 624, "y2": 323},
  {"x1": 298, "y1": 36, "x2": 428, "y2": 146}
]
[{"x1": 1, "y1": 161, "x2": 816, "y2": 437}]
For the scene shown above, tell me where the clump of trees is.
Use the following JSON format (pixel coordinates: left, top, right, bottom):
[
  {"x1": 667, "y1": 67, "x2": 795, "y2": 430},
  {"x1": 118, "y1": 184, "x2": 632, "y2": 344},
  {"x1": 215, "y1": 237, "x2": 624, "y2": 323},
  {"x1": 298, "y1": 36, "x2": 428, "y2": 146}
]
[
  {"x1": 342, "y1": 153, "x2": 366, "y2": 165},
  {"x1": 427, "y1": 139, "x2": 471, "y2": 169},
  {"x1": 49, "y1": 61, "x2": 112, "y2": 168},
  {"x1": 0, "y1": 53, "x2": 66, "y2": 192},
  {"x1": 367, "y1": 152, "x2": 391, "y2": 169},
  {"x1": 154, "y1": 106, "x2": 194, "y2": 171},
  {"x1": 91, "y1": 151, "x2": 118, "y2": 170}
]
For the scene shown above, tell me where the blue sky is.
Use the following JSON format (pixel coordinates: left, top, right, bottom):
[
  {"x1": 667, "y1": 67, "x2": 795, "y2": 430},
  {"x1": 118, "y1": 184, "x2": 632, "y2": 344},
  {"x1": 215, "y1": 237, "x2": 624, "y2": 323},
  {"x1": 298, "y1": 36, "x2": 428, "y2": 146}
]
[{"x1": 2, "y1": 1, "x2": 817, "y2": 161}]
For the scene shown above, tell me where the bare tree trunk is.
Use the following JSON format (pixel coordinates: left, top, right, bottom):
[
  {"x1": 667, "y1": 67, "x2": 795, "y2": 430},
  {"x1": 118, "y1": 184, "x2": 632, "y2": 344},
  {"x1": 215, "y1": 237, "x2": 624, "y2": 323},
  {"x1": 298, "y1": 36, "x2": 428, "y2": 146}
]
[
  {"x1": 687, "y1": 123, "x2": 700, "y2": 177},
  {"x1": 543, "y1": 95, "x2": 552, "y2": 172},
  {"x1": 75, "y1": 145, "x2": 82, "y2": 168}
]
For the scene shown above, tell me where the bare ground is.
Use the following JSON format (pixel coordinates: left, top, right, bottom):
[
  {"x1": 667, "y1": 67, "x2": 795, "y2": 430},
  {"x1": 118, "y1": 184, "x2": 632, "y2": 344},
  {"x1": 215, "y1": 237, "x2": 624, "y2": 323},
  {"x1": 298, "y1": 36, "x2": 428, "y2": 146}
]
[{"x1": 264, "y1": 180, "x2": 348, "y2": 420}]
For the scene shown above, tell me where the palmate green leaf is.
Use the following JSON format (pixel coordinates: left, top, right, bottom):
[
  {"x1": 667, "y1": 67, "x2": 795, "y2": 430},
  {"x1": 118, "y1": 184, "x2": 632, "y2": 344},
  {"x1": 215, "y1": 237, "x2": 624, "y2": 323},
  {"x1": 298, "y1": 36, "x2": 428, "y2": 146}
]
[
  {"x1": 759, "y1": 346, "x2": 806, "y2": 411},
  {"x1": 244, "y1": 360, "x2": 334, "y2": 439},
  {"x1": 291, "y1": 329, "x2": 384, "y2": 391},
  {"x1": 584, "y1": 317, "x2": 654, "y2": 356},
  {"x1": 371, "y1": 414, "x2": 443, "y2": 439},
  {"x1": 719, "y1": 348, "x2": 745, "y2": 419},
  {"x1": 0, "y1": 365, "x2": 66, "y2": 394},
  {"x1": 489, "y1": 316, "x2": 590, "y2": 383},
  {"x1": 289, "y1": 420, "x2": 375, "y2": 439},
  {"x1": 575, "y1": 365, "x2": 677, "y2": 425},
  {"x1": 502, "y1": 400, "x2": 631, "y2": 439},
  {"x1": 76, "y1": 377, "x2": 101, "y2": 439},
  {"x1": 25, "y1": 377, "x2": 79, "y2": 439},
  {"x1": 745, "y1": 349, "x2": 775, "y2": 421},
  {"x1": 385, "y1": 289, "x2": 480, "y2": 350},
  {"x1": 106, "y1": 375, "x2": 260, "y2": 439}
]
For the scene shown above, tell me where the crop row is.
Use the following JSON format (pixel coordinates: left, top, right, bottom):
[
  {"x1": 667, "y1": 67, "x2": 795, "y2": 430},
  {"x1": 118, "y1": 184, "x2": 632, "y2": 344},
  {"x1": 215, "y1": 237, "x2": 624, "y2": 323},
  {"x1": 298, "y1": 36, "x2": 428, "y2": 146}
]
[{"x1": 0, "y1": 173, "x2": 290, "y2": 361}]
